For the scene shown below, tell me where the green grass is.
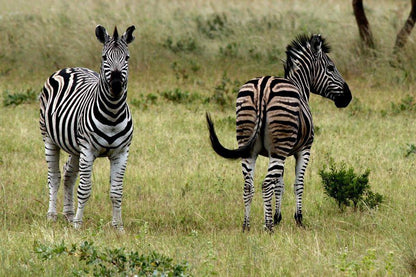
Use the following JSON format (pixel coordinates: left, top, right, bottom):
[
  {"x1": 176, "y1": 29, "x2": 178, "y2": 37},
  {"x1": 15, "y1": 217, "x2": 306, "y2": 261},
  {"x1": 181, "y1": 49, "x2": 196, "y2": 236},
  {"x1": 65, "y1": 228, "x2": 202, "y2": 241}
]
[{"x1": 1, "y1": 0, "x2": 416, "y2": 276}]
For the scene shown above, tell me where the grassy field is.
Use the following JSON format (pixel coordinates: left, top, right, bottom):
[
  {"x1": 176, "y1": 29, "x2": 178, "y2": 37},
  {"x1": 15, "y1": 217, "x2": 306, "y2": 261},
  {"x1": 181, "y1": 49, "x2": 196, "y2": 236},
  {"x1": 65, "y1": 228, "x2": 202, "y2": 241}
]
[{"x1": 1, "y1": 0, "x2": 416, "y2": 276}]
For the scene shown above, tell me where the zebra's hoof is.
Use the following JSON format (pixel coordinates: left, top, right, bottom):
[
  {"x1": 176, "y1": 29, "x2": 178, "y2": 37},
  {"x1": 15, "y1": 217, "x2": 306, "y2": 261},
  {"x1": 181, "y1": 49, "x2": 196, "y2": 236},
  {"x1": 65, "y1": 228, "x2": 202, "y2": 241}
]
[
  {"x1": 63, "y1": 212, "x2": 75, "y2": 223},
  {"x1": 47, "y1": 212, "x2": 57, "y2": 222},
  {"x1": 264, "y1": 222, "x2": 274, "y2": 233},
  {"x1": 111, "y1": 222, "x2": 125, "y2": 233},
  {"x1": 73, "y1": 220, "x2": 82, "y2": 229},
  {"x1": 274, "y1": 212, "x2": 282, "y2": 225},
  {"x1": 294, "y1": 213, "x2": 304, "y2": 228},
  {"x1": 242, "y1": 223, "x2": 250, "y2": 232}
]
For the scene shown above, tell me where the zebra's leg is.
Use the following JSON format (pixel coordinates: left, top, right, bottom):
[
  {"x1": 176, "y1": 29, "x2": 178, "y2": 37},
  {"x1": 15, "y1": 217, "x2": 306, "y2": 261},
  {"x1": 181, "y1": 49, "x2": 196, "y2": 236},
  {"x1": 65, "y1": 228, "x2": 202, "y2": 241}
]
[
  {"x1": 242, "y1": 156, "x2": 256, "y2": 232},
  {"x1": 44, "y1": 137, "x2": 61, "y2": 221},
  {"x1": 73, "y1": 150, "x2": 96, "y2": 229},
  {"x1": 262, "y1": 157, "x2": 285, "y2": 232},
  {"x1": 109, "y1": 150, "x2": 129, "y2": 231},
  {"x1": 62, "y1": 154, "x2": 79, "y2": 222},
  {"x1": 273, "y1": 173, "x2": 284, "y2": 225},
  {"x1": 293, "y1": 149, "x2": 311, "y2": 227}
]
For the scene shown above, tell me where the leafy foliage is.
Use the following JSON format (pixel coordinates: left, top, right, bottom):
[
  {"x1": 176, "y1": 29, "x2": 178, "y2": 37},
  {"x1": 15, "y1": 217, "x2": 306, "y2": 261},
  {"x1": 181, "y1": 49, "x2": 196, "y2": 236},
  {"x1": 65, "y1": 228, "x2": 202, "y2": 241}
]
[
  {"x1": 207, "y1": 72, "x2": 240, "y2": 107},
  {"x1": 161, "y1": 88, "x2": 192, "y2": 103},
  {"x1": 33, "y1": 240, "x2": 190, "y2": 277},
  {"x1": 320, "y1": 160, "x2": 383, "y2": 210},
  {"x1": 390, "y1": 95, "x2": 416, "y2": 114},
  {"x1": 163, "y1": 36, "x2": 198, "y2": 54},
  {"x1": 405, "y1": 143, "x2": 416, "y2": 157},
  {"x1": 131, "y1": 93, "x2": 158, "y2": 110},
  {"x1": 3, "y1": 88, "x2": 38, "y2": 106},
  {"x1": 195, "y1": 13, "x2": 232, "y2": 39}
]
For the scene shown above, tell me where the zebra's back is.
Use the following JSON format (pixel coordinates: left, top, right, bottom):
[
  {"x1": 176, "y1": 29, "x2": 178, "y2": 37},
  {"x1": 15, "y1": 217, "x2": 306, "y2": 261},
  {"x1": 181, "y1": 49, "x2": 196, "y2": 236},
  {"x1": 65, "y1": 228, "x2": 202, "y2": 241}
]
[
  {"x1": 236, "y1": 76, "x2": 313, "y2": 158},
  {"x1": 40, "y1": 67, "x2": 99, "y2": 155}
]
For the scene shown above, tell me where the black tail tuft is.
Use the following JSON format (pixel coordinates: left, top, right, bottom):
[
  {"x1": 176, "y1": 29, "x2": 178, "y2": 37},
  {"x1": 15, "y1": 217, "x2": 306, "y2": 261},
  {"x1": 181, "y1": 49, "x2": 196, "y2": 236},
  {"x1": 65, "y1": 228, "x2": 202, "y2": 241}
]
[{"x1": 206, "y1": 112, "x2": 253, "y2": 159}]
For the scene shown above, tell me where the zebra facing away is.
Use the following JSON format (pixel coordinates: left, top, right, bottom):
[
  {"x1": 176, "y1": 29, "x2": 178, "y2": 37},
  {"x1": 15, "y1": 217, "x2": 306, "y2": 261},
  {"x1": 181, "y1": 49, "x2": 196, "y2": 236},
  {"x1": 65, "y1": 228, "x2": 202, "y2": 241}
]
[
  {"x1": 206, "y1": 34, "x2": 352, "y2": 232},
  {"x1": 39, "y1": 25, "x2": 135, "y2": 231}
]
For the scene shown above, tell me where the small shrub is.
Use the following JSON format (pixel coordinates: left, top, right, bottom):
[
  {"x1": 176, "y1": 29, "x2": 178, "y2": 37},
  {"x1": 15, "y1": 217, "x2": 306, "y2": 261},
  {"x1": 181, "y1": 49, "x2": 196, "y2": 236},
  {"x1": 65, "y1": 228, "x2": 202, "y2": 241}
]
[
  {"x1": 219, "y1": 42, "x2": 239, "y2": 58},
  {"x1": 361, "y1": 190, "x2": 384, "y2": 210},
  {"x1": 3, "y1": 88, "x2": 38, "y2": 106},
  {"x1": 161, "y1": 88, "x2": 201, "y2": 104},
  {"x1": 319, "y1": 160, "x2": 383, "y2": 211},
  {"x1": 33, "y1": 240, "x2": 190, "y2": 276},
  {"x1": 405, "y1": 143, "x2": 416, "y2": 157},
  {"x1": 163, "y1": 36, "x2": 198, "y2": 53},
  {"x1": 391, "y1": 95, "x2": 416, "y2": 114},
  {"x1": 195, "y1": 13, "x2": 231, "y2": 39},
  {"x1": 130, "y1": 93, "x2": 158, "y2": 110},
  {"x1": 207, "y1": 72, "x2": 240, "y2": 107}
]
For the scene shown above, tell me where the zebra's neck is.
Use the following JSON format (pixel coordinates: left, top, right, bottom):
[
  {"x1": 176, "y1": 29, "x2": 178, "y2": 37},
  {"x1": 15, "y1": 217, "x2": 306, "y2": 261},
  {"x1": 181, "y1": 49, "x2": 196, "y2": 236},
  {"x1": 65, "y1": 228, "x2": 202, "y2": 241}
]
[
  {"x1": 284, "y1": 47, "x2": 314, "y2": 103},
  {"x1": 96, "y1": 77, "x2": 128, "y2": 117},
  {"x1": 286, "y1": 70, "x2": 311, "y2": 103}
]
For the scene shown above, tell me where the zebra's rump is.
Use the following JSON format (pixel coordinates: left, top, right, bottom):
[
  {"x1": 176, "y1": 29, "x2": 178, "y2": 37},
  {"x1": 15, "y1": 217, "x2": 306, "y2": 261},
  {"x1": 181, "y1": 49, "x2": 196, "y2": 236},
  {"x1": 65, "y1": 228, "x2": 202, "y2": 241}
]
[
  {"x1": 39, "y1": 68, "x2": 99, "y2": 155},
  {"x1": 236, "y1": 76, "x2": 313, "y2": 158}
]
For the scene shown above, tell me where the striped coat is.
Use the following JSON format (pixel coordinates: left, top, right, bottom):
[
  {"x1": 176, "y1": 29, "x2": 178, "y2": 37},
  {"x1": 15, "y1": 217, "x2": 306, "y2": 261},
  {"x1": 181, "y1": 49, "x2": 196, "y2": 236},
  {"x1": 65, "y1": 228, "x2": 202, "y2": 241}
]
[
  {"x1": 206, "y1": 34, "x2": 352, "y2": 231},
  {"x1": 39, "y1": 25, "x2": 135, "y2": 231}
]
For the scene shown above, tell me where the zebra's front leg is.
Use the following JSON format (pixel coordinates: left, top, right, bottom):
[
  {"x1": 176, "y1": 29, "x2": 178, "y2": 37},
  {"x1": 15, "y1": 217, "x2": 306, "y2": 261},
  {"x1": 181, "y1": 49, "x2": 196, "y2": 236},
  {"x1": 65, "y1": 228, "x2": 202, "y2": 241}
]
[
  {"x1": 293, "y1": 149, "x2": 311, "y2": 227},
  {"x1": 262, "y1": 157, "x2": 285, "y2": 232},
  {"x1": 73, "y1": 151, "x2": 95, "y2": 229},
  {"x1": 62, "y1": 154, "x2": 79, "y2": 222},
  {"x1": 109, "y1": 150, "x2": 129, "y2": 232},
  {"x1": 44, "y1": 138, "x2": 61, "y2": 221},
  {"x1": 242, "y1": 157, "x2": 256, "y2": 232},
  {"x1": 273, "y1": 174, "x2": 284, "y2": 225}
]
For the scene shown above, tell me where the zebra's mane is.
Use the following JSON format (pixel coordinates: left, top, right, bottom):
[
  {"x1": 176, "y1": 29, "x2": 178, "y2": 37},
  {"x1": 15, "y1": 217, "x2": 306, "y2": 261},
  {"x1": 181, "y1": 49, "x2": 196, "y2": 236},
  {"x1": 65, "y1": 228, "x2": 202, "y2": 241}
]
[{"x1": 284, "y1": 34, "x2": 331, "y2": 76}]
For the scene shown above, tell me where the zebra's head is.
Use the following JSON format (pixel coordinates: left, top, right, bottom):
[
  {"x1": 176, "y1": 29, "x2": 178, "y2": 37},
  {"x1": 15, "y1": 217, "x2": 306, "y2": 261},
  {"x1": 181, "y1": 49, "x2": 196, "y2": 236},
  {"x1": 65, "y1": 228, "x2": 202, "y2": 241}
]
[
  {"x1": 285, "y1": 34, "x2": 352, "y2": 108},
  {"x1": 96, "y1": 25, "x2": 135, "y2": 98}
]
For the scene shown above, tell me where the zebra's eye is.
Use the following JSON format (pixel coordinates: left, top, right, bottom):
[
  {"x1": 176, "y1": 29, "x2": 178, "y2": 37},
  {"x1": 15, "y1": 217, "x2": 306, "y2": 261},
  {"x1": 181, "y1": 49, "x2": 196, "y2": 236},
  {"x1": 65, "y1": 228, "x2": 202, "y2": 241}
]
[
  {"x1": 125, "y1": 55, "x2": 130, "y2": 61},
  {"x1": 102, "y1": 55, "x2": 107, "y2": 61},
  {"x1": 327, "y1": 65, "x2": 335, "y2": 72}
]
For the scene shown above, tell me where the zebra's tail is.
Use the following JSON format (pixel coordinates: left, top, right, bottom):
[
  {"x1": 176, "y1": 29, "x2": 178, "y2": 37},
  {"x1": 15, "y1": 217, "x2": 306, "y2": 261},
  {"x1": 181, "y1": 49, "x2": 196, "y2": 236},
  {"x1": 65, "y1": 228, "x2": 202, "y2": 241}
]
[{"x1": 206, "y1": 112, "x2": 257, "y2": 159}]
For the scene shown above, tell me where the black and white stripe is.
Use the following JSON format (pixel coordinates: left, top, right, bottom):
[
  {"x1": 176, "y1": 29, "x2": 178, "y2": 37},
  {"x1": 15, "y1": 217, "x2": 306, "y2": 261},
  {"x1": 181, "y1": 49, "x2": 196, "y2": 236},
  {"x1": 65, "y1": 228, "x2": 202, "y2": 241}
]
[
  {"x1": 39, "y1": 25, "x2": 135, "y2": 230},
  {"x1": 206, "y1": 34, "x2": 352, "y2": 232}
]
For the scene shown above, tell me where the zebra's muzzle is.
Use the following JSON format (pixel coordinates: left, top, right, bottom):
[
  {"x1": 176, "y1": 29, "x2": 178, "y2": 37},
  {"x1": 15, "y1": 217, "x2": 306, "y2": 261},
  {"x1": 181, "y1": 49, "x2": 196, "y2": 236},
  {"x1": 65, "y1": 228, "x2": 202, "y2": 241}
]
[
  {"x1": 110, "y1": 71, "x2": 123, "y2": 96},
  {"x1": 334, "y1": 82, "x2": 352, "y2": 108}
]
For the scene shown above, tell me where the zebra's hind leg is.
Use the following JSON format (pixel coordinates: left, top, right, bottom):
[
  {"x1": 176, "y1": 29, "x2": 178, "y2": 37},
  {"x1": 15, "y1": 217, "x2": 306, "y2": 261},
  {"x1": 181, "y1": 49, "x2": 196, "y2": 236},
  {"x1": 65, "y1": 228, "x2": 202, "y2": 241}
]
[
  {"x1": 73, "y1": 150, "x2": 96, "y2": 229},
  {"x1": 242, "y1": 157, "x2": 256, "y2": 232},
  {"x1": 273, "y1": 174, "x2": 284, "y2": 225},
  {"x1": 62, "y1": 154, "x2": 79, "y2": 222},
  {"x1": 262, "y1": 157, "x2": 285, "y2": 232},
  {"x1": 109, "y1": 150, "x2": 129, "y2": 232},
  {"x1": 293, "y1": 149, "x2": 311, "y2": 227},
  {"x1": 44, "y1": 137, "x2": 61, "y2": 221}
]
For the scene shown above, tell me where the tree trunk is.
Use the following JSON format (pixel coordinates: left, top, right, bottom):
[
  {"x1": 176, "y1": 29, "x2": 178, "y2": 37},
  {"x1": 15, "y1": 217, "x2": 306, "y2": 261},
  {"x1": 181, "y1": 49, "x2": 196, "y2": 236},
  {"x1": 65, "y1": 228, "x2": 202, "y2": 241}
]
[
  {"x1": 352, "y1": 0, "x2": 375, "y2": 48},
  {"x1": 394, "y1": 0, "x2": 416, "y2": 51}
]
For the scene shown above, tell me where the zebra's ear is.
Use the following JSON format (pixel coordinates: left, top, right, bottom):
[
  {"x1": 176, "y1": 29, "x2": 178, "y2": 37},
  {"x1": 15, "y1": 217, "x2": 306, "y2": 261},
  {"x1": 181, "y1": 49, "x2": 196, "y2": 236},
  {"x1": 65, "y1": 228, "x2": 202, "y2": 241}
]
[
  {"x1": 95, "y1": 25, "x2": 109, "y2": 44},
  {"x1": 310, "y1": 34, "x2": 323, "y2": 56},
  {"x1": 122, "y1": 25, "x2": 136, "y2": 44}
]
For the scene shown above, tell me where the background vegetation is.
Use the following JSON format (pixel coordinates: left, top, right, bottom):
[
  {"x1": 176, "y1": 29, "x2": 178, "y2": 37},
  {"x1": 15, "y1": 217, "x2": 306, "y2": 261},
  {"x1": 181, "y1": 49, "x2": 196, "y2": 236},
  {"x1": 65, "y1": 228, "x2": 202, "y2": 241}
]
[{"x1": 0, "y1": 0, "x2": 415, "y2": 275}]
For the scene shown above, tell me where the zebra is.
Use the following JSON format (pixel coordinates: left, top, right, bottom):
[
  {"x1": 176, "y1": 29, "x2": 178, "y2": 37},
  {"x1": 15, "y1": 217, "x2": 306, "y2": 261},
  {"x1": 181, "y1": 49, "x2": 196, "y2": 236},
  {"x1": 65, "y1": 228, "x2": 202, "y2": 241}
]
[
  {"x1": 39, "y1": 25, "x2": 135, "y2": 231},
  {"x1": 206, "y1": 34, "x2": 352, "y2": 232}
]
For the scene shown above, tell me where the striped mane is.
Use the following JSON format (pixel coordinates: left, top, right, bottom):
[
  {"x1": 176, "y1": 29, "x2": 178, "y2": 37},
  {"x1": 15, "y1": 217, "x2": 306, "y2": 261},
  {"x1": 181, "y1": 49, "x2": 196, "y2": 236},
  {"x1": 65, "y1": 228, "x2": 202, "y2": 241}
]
[{"x1": 284, "y1": 34, "x2": 331, "y2": 76}]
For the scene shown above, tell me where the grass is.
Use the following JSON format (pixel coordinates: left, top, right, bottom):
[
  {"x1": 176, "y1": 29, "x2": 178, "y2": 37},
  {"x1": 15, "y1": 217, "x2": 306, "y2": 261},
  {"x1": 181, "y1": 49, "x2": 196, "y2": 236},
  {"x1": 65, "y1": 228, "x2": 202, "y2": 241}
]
[{"x1": 1, "y1": 0, "x2": 416, "y2": 276}]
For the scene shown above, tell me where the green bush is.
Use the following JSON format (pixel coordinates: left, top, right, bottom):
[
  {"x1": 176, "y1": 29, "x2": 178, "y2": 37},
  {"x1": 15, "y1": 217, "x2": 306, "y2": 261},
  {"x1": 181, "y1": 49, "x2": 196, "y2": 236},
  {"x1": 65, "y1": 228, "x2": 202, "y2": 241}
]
[
  {"x1": 405, "y1": 143, "x2": 416, "y2": 157},
  {"x1": 207, "y1": 72, "x2": 240, "y2": 107},
  {"x1": 130, "y1": 93, "x2": 158, "y2": 110},
  {"x1": 3, "y1": 88, "x2": 38, "y2": 107},
  {"x1": 33, "y1": 240, "x2": 190, "y2": 276},
  {"x1": 391, "y1": 95, "x2": 416, "y2": 114},
  {"x1": 319, "y1": 160, "x2": 383, "y2": 211}
]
